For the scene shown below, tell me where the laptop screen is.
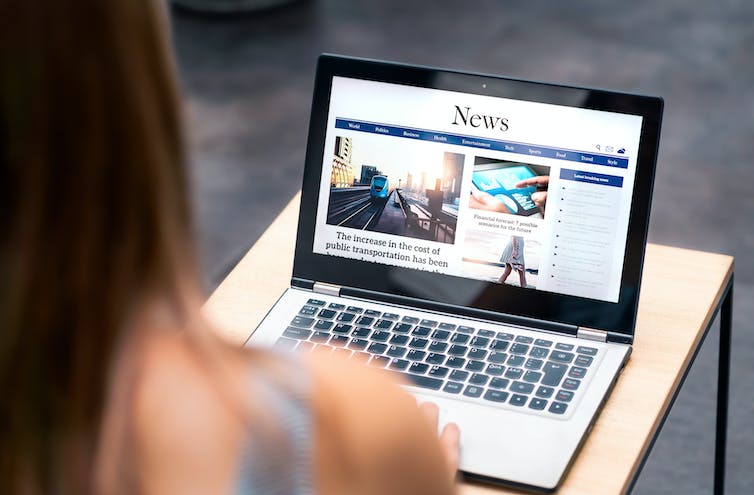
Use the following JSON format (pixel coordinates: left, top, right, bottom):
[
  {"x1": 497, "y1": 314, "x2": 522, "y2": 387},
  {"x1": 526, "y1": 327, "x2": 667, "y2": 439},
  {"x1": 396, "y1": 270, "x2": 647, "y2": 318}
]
[{"x1": 311, "y1": 76, "x2": 643, "y2": 304}]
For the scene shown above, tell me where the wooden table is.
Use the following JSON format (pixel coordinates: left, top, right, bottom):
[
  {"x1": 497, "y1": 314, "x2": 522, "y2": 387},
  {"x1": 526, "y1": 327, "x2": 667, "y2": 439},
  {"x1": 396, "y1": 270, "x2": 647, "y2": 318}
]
[{"x1": 204, "y1": 193, "x2": 734, "y2": 495}]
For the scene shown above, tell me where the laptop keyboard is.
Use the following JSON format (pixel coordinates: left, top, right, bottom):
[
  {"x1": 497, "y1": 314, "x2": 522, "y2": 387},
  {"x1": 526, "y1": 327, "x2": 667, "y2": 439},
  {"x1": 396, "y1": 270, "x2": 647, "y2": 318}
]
[{"x1": 275, "y1": 298, "x2": 602, "y2": 417}]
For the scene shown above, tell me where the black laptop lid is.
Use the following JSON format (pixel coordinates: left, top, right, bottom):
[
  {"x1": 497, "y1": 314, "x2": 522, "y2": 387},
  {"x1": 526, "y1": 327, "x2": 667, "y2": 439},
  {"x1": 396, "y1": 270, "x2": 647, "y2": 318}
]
[{"x1": 292, "y1": 55, "x2": 663, "y2": 342}]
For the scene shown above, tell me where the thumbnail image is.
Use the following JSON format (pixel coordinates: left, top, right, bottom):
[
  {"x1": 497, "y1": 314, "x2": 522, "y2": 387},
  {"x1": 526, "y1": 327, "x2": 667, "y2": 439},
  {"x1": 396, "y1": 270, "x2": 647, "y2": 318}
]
[
  {"x1": 326, "y1": 136, "x2": 463, "y2": 244},
  {"x1": 460, "y1": 229, "x2": 541, "y2": 289},
  {"x1": 468, "y1": 157, "x2": 551, "y2": 218}
]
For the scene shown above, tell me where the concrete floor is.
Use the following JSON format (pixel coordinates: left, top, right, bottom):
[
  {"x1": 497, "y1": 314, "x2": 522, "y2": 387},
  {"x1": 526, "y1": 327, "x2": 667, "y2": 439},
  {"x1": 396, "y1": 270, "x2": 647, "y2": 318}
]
[{"x1": 170, "y1": 1, "x2": 754, "y2": 492}]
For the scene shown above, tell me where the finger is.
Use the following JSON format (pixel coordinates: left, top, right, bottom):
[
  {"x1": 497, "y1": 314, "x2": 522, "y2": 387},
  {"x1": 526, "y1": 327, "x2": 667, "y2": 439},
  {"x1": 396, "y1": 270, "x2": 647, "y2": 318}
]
[
  {"x1": 439, "y1": 422, "x2": 461, "y2": 476},
  {"x1": 419, "y1": 401, "x2": 439, "y2": 428}
]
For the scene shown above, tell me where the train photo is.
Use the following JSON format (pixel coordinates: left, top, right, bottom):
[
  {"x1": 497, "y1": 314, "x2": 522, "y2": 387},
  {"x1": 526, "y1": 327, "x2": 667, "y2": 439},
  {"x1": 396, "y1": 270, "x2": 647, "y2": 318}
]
[{"x1": 369, "y1": 175, "x2": 389, "y2": 201}]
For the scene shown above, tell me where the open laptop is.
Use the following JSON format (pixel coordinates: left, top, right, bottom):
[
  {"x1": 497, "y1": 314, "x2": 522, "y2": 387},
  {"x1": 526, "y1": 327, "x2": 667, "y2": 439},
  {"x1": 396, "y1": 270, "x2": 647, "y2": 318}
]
[{"x1": 247, "y1": 54, "x2": 663, "y2": 492}]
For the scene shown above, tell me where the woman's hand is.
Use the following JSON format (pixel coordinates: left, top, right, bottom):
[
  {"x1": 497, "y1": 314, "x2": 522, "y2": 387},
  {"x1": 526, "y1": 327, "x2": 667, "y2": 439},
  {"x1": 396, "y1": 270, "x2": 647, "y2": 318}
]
[{"x1": 419, "y1": 402, "x2": 460, "y2": 484}]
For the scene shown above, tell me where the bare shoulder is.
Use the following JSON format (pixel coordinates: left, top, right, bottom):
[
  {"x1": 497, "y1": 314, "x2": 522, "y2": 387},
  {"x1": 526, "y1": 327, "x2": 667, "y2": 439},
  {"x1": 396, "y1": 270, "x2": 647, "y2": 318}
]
[
  {"x1": 305, "y1": 354, "x2": 454, "y2": 495},
  {"x1": 130, "y1": 330, "x2": 251, "y2": 494}
]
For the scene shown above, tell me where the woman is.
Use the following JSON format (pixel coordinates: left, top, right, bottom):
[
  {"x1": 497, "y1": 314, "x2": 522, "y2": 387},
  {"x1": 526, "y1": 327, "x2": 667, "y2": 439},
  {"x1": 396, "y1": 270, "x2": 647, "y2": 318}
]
[
  {"x1": 0, "y1": 1, "x2": 458, "y2": 493},
  {"x1": 498, "y1": 236, "x2": 527, "y2": 288}
]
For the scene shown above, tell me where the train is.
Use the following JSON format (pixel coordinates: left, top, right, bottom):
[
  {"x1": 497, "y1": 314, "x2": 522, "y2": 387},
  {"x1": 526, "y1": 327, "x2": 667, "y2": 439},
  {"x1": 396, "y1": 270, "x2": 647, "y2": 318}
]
[{"x1": 369, "y1": 175, "x2": 389, "y2": 201}]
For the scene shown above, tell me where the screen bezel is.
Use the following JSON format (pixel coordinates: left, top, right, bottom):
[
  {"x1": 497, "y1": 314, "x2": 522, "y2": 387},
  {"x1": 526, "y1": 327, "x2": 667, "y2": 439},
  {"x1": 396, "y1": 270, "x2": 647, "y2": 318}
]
[{"x1": 292, "y1": 54, "x2": 663, "y2": 338}]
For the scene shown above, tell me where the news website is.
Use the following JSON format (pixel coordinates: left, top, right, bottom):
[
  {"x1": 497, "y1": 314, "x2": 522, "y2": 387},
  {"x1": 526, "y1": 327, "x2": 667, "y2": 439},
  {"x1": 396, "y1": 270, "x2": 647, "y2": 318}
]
[{"x1": 312, "y1": 76, "x2": 643, "y2": 303}]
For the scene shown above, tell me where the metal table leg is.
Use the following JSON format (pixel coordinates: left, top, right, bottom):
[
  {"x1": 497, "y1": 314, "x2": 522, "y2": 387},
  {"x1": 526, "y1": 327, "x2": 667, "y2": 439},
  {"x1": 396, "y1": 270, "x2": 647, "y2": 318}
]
[{"x1": 714, "y1": 279, "x2": 733, "y2": 495}]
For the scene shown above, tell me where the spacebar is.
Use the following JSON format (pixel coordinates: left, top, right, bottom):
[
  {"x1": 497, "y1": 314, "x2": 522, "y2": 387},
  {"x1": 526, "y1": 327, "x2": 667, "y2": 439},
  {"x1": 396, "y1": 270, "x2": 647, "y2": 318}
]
[{"x1": 385, "y1": 370, "x2": 443, "y2": 390}]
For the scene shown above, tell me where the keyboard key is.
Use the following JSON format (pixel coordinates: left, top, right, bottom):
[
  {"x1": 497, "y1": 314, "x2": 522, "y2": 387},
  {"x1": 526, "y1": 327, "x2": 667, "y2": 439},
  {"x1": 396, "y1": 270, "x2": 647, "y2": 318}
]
[
  {"x1": 569, "y1": 366, "x2": 587, "y2": 379},
  {"x1": 351, "y1": 351, "x2": 371, "y2": 363},
  {"x1": 389, "y1": 334, "x2": 409, "y2": 345},
  {"x1": 542, "y1": 362, "x2": 568, "y2": 387},
  {"x1": 505, "y1": 367, "x2": 523, "y2": 380},
  {"x1": 425, "y1": 352, "x2": 445, "y2": 365},
  {"x1": 509, "y1": 394, "x2": 528, "y2": 407},
  {"x1": 577, "y1": 346, "x2": 598, "y2": 356},
  {"x1": 550, "y1": 351, "x2": 575, "y2": 364},
  {"x1": 488, "y1": 352, "x2": 508, "y2": 364},
  {"x1": 401, "y1": 316, "x2": 419, "y2": 324},
  {"x1": 355, "y1": 316, "x2": 374, "y2": 326},
  {"x1": 534, "y1": 339, "x2": 553, "y2": 347},
  {"x1": 369, "y1": 355, "x2": 390, "y2": 368},
  {"x1": 496, "y1": 332, "x2": 514, "y2": 340},
  {"x1": 314, "y1": 320, "x2": 334, "y2": 330},
  {"x1": 330, "y1": 335, "x2": 349, "y2": 346},
  {"x1": 463, "y1": 385, "x2": 483, "y2": 398},
  {"x1": 478, "y1": 329, "x2": 496, "y2": 338},
  {"x1": 484, "y1": 390, "x2": 509, "y2": 403},
  {"x1": 409, "y1": 362, "x2": 429, "y2": 374},
  {"x1": 470, "y1": 336, "x2": 490, "y2": 348},
  {"x1": 393, "y1": 323, "x2": 412, "y2": 333},
  {"x1": 333, "y1": 323, "x2": 352, "y2": 334},
  {"x1": 465, "y1": 360, "x2": 485, "y2": 372},
  {"x1": 291, "y1": 316, "x2": 315, "y2": 328},
  {"x1": 428, "y1": 341, "x2": 448, "y2": 353},
  {"x1": 524, "y1": 358, "x2": 543, "y2": 370},
  {"x1": 370, "y1": 330, "x2": 390, "y2": 342},
  {"x1": 469, "y1": 373, "x2": 489, "y2": 386},
  {"x1": 489, "y1": 377, "x2": 510, "y2": 389},
  {"x1": 555, "y1": 342, "x2": 574, "y2": 351},
  {"x1": 429, "y1": 366, "x2": 449, "y2": 378},
  {"x1": 307, "y1": 298, "x2": 326, "y2": 306},
  {"x1": 311, "y1": 331, "x2": 330, "y2": 343},
  {"x1": 412, "y1": 326, "x2": 431, "y2": 336},
  {"x1": 575, "y1": 355, "x2": 594, "y2": 367},
  {"x1": 364, "y1": 309, "x2": 381, "y2": 317},
  {"x1": 536, "y1": 386, "x2": 554, "y2": 398},
  {"x1": 296, "y1": 341, "x2": 315, "y2": 352},
  {"x1": 299, "y1": 305, "x2": 318, "y2": 316},
  {"x1": 515, "y1": 335, "x2": 533, "y2": 344},
  {"x1": 374, "y1": 319, "x2": 393, "y2": 330},
  {"x1": 449, "y1": 370, "x2": 469, "y2": 382},
  {"x1": 451, "y1": 333, "x2": 470, "y2": 344},
  {"x1": 274, "y1": 337, "x2": 298, "y2": 350},
  {"x1": 486, "y1": 364, "x2": 505, "y2": 376},
  {"x1": 507, "y1": 355, "x2": 525, "y2": 367},
  {"x1": 530, "y1": 346, "x2": 549, "y2": 358},
  {"x1": 511, "y1": 381, "x2": 534, "y2": 394},
  {"x1": 389, "y1": 358, "x2": 409, "y2": 371},
  {"x1": 420, "y1": 319, "x2": 438, "y2": 327},
  {"x1": 352, "y1": 327, "x2": 371, "y2": 338},
  {"x1": 562, "y1": 378, "x2": 581, "y2": 391},
  {"x1": 457, "y1": 326, "x2": 475, "y2": 334},
  {"x1": 523, "y1": 371, "x2": 543, "y2": 383},
  {"x1": 431, "y1": 329, "x2": 451, "y2": 341},
  {"x1": 382, "y1": 313, "x2": 400, "y2": 320},
  {"x1": 556, "y1": 390, "x2": 574, "y2": 402},
  {"x1": 443, "y1": 382, "x2": 463, "y2": 394},
  {"x1": 406, "y1": 349, "x2": 426, "y2": 361},
  {"x1": 448, "y1": 345, "x2": 468, "y2": 356},
  {"x1": 510, "y1": 343, "x2": 529, "y2": 354},
  {"x1": 333, "y1": 348, "x2": 353, "y2": 358},
  {"x1": 446, "y1": 357, "x2": 466, "y2": 368},
  {"x1": 409, "y1": 338, "x2": 429, "y2": 349},
  {"x1": 549, "y1": 402, "x2": 568, "y2": 415},
  {"x1": 336, "y1": 313, "x2": 356, "y2": 323},
  {"x1": 283, "y1": 327, "x2": 312, "y2": 340},
  {"x1": 438, "y1": 322, "x2": 457, "y2": 331},
  {"x1": 348, "y1": 338, "x2": 368, "y2": 350},
  {"x1": 468, "y1": 348, "x2": 488, "y2": 360},
  {"x1": 529, "y1": 398, "x2": 548, "y2": 411},
  {"x1": 386, "y1": 345, "x2": 407, "y2": 358},
  {"x1": 328, "y1": 303, "x2": 345, "y2": 310},
  {"x1": 346, "y1": 306, "x2": 363, "y2": 313},
  {"x1": 490, "y1": 340, "x2": 510, "y2": 351}
]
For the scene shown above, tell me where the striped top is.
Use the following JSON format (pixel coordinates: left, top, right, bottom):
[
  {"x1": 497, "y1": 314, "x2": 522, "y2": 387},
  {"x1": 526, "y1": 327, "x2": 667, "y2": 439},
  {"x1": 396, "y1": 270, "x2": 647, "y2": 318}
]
[{"x1": 234, "y1": 354, "x2": 313, "y2": 495}]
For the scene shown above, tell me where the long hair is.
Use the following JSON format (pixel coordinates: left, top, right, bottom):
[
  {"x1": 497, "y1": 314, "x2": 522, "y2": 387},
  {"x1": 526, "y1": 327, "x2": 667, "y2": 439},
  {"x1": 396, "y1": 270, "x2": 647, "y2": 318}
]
[{"x1": 0, "y1": 1, "x2": 197, "y2": 492}]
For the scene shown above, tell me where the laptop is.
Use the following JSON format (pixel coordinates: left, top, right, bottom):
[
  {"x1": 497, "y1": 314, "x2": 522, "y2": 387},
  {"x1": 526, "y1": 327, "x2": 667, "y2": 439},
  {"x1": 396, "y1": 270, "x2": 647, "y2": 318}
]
[{"x1": 247, "y1": 54, "x2": 663, "y2": 492}]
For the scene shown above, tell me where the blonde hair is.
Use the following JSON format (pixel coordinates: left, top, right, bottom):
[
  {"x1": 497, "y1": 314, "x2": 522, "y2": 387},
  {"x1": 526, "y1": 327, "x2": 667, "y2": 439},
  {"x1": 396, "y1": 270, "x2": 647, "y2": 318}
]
[{"x1": 0, "y1": 1, "x2": 199, "y2": 492}]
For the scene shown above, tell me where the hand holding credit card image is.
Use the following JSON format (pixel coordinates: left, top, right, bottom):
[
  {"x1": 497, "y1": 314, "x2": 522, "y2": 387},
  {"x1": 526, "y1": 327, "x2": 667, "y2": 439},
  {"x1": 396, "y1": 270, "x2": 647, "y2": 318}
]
[{"x1": 469, "y1": 158, "x2": 551, "y2": 218}]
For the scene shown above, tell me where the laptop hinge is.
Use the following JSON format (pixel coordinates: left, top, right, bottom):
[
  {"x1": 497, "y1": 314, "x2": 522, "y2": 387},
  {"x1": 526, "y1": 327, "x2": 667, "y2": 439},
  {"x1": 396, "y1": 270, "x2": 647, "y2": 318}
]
[
  {"x1": 577, "y1": 327, "x2": 608, "y2": 342},
  {"x1": 312, "y1": 282, "x2": 341, "y2": 297}
]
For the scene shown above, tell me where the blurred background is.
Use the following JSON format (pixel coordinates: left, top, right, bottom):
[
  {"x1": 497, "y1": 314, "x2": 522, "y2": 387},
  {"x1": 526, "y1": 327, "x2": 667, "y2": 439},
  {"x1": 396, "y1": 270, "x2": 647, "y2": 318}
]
[{"x1": 169, "y1": 0, "x2": 753, "y2": 493}]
